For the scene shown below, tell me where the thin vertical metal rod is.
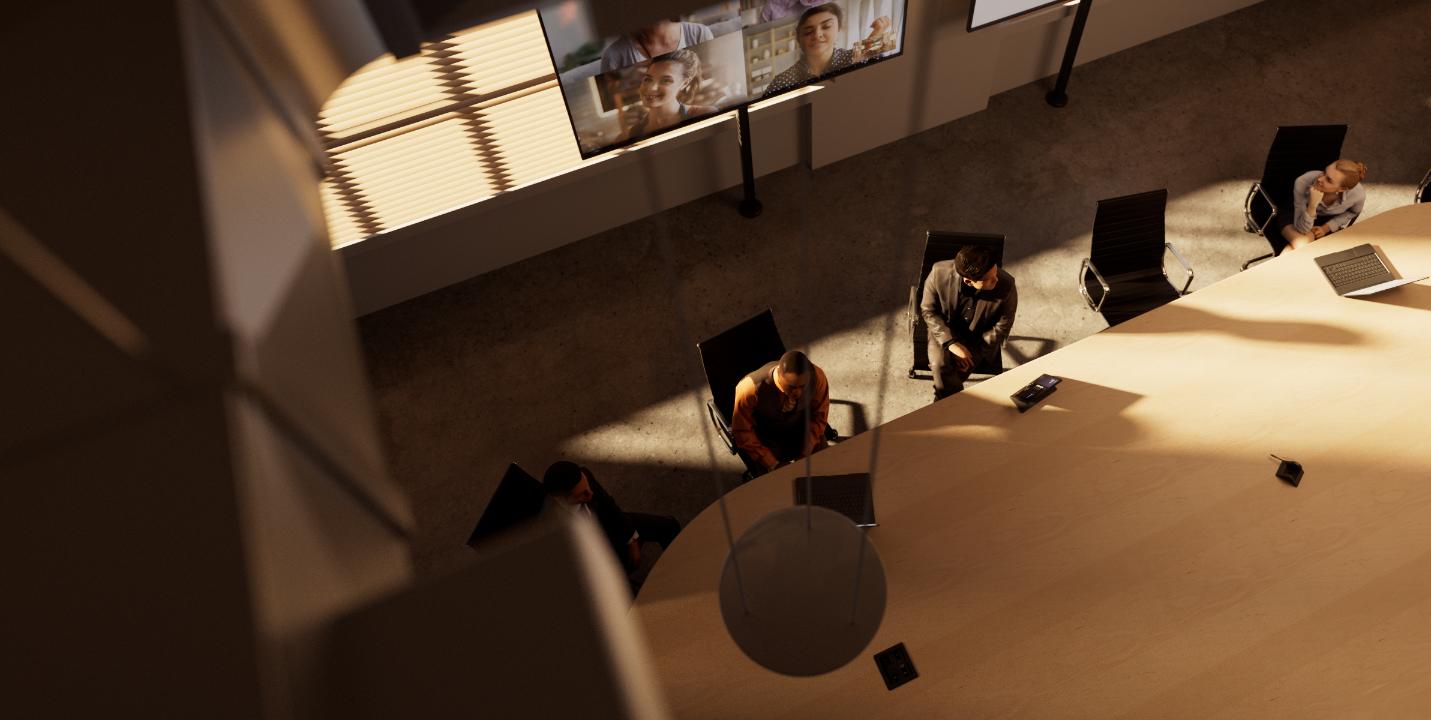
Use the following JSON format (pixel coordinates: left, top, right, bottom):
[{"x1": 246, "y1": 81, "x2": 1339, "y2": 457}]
[
  {"x1": 848, "y1": 425, "x2": 880, "y2": 624},
  {"x1": 737, "y1": 106, "x2": 763, "y2": 218},
  {"x1": 799, "y1": 161, "x2": 814, "y2": 532},
  {"x1": 638, "y1": 154, "x2": 751, "y2": 614},
  {"x1": 1045, "y1": 0, "x2": 1094, "y2": 108},
  {"x1": 804, "y1": 381, "x2": 814, "y2": 531}
]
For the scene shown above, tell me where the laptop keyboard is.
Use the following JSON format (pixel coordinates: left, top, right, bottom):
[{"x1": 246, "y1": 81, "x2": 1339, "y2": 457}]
[{"x1": 1324, "y1": 254, "x2": 1387, "y2": 287}]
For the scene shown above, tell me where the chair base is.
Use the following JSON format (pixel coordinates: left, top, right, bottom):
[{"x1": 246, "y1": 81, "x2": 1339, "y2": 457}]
[
  {"x1": 910, "y1": 368, "x2": 1001, "y2": 383},
  {"x1": 909, "y1": 359, "x2": 1003, "y2": 382},
  {"x1": 1092, "y1": 270, "x2": 1182, "y2": 327},
  {"x1": 1242, "y1": 252, "x2": 1274, "y2": 271}
]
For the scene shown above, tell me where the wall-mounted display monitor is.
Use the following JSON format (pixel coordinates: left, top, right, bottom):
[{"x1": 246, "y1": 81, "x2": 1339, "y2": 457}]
[
  {"x1": 540, "y1": 0, "x2": 907, "y2": 159},
  {"x1": 968, "y1": 0, "x2": 1070, "y2": 32}
]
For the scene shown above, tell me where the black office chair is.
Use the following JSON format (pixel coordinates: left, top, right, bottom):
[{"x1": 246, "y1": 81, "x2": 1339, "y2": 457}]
[
  {"x1": 697, "y1": 309, "x2": 835, "y2": 478},
  {"x1": 1242, "y1": 124, "x2": 1348, "y2": 269},
  {"x1": 907, "y1": 230, "x2": 1005, "y2": 381},
  {"x1": 1080, "y1": 189, "x2": 1193, "y2": 327},
  {"x1": 1417, "y1": 167, "x2": 1430, "y2": 204},
  {"x1": 467, "y1": 463, "x2": 547, "y2": 549}
]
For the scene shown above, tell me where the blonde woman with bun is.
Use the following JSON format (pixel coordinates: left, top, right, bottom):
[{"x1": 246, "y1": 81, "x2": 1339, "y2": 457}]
[{"x1": 1282, "y1": 159, "x2": 1368, "y2": 250}]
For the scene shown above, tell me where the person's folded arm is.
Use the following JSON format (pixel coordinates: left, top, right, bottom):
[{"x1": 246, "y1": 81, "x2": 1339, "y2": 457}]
[
  {"x1": 1321, "y1": 195, "x2": 1363, "y2": 233},
  {"x1": 981, "y1": 280, "x2": 1018, "y2": 359},
  {"x1": 1291, "y1": 172, "x2": 1317, "y2": 234},
  {"x1": 920, "y1": 267, "x2": 956, "y2": 350},
  {"x1": 590, "y1": 479, "x2": 637, "y2": 568},
  {"x1": 731, "y1": 376, "x2": 779, "y2": 470},
  {"x1": 955, "y1": 322, "x2": 987, "y2": 357},
  {"x1": 804, "y1": 367, "x2": 831, "y2": 456}
]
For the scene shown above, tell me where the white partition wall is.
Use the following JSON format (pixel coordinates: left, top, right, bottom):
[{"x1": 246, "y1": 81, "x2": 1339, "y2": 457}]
[{"x1": 969, "y1": 0, "x2": 1069, "y2": 31}]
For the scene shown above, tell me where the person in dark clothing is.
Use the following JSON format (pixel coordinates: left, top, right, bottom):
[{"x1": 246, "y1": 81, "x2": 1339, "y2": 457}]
[
  {"x1": 730, "y1": 350, "x2": 831, "y2": 476},
  {"x1": 541, "y1": 462, "x2": 680, "y2": 578},
  {"x1": 920, "y1": 245, "x2": 1018, "y2": 400}
]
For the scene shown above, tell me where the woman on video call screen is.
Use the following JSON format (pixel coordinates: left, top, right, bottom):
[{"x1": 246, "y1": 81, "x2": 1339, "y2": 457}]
[
  {"x1": 541, "y1": 0, "x2": 905, "y2": 157},
  {"x1": 761, "y1": 2, "x2": 893, "y2": 98},
  {"x1": 617, "y1": 49, "x2": 720, "y2": 143}
]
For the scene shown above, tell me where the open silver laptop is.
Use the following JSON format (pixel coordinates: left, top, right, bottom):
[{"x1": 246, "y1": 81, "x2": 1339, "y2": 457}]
[{"x1": 1315, "y1": 243, "x2": 1427, "y2": 297}]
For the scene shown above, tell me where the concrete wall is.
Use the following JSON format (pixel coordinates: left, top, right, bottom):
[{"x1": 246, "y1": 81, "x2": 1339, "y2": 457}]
[
  {"x1": 6, "y1": 1, "x2": 696, "y2": 714},
  {"x1": 2, "y1": 1, "x2": 409, "y2": 717},
  {"x1": 2, "y1": 3, "x2": 267, "y2": 717},
  {"x1": 183, "y1": 2, "x2": 417, "y2": 717},
  {"x1": 340, "y1": 0, "x2": 1266, "y2": 315},
  {"x1": 322, "y1": 514, "x2": 671, "y2": 719}
]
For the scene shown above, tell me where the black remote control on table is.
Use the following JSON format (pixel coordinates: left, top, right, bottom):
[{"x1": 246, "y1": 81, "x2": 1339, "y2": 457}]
[{"x1": 1012, "y1": 374, "x2": 1061, "y2": 412}]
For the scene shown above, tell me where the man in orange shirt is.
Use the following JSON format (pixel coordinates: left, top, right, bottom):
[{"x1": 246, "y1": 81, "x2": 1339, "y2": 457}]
[{"x1": 730, "y1": 350, "x2": 830, "y2": 476}]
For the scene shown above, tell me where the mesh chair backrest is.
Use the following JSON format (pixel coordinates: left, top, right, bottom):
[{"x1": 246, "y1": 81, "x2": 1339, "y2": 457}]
[
  {"x1": 697, "y1": 309, "x2": 786, "y2": 421},
  {"x1": 1262, "y1": 124, "x2": 1348, "y2": 214},
  {"x1": 1090, "y1": 189, "x2": 1167, "y2": 278},
  {"x1": 468, "y1": 463, "x2": 546, "y2": 548}
]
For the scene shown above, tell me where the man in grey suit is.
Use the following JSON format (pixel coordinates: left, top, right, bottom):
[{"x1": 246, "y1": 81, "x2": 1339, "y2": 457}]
[{"x1": 920, "y1": 245, "x2": 1017, "y2": 400}]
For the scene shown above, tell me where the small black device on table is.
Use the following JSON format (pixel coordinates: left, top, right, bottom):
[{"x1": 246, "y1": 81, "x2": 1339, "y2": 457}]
[
  {"x1": 1012, "y1": 374, "x2": 1061, "y2": 412},
  {"x1": 1270, "y1": 454, "x2": 1304, "y2": 487}
]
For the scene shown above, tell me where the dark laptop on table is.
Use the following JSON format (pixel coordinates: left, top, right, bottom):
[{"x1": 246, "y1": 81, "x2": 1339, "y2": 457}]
[
  {"x1": 793, "y1": 473, "x2": 877, "y2": 528},
  {"x1": 1315, "y1": 243, "x2": 1427, "y2": 297}
]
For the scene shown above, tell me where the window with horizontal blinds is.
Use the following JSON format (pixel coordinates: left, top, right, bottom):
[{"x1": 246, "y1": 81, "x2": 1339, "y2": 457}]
[{"x1": 318, "y1": 11, "x2": 585, "y2": 249}]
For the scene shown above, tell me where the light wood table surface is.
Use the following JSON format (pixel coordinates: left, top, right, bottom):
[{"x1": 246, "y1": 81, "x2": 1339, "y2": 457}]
[{"x1": 633, "y1": 203, "x2": 1431, "y2": 719}]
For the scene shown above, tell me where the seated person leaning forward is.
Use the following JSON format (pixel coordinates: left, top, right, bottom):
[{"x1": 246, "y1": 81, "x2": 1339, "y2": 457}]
[
  {"x1": 541, "y1": 461, "x2": 680, "y2": 585},
  {"x1": 731, "y1": 350, "x2": 830, "y2": 477},
  {"x1": 1281, "y1": 159, "x2": 1367, "y2": 251},
  {"x1": 920, "y1": 245, "x2": 1017, "y2": 400}
]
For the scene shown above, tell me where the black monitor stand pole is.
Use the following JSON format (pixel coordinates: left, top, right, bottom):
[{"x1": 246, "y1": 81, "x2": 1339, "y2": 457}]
[
  {"x1": 1045, "y1": 0, "x2": 1093, "y2": 108},
  {"x1": 737, "y1": 105, "x2": 762, "y2": 218}
]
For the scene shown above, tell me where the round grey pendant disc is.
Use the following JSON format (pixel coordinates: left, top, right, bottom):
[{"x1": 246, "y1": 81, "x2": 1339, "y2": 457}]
[{"x1": 719, "y1": 505, "x2": 886, "y2": 676}]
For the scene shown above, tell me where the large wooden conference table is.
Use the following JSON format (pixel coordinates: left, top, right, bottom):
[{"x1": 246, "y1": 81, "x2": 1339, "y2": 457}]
[{"x1": 633, "y1": 203, "x2": 1431, "y2": 718}]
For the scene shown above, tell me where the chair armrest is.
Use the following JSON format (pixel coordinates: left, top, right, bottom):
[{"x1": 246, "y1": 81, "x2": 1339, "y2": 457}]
[
  {"x1": 1164, "y1": 242, "x2": 1194, "y2": 294},
  {"x1": 1417, "y1": 167, "x2": 1431, "y2": 204},
  {"x1": 1243, "y1": 181, "x2": 1278, "y2": 236},
  {"x1": 706, "y1": 399, "x2": 737, "y2": 455},
  {"x1": 1079, "y1": 258, "x2": 1109, "y2": 313}
]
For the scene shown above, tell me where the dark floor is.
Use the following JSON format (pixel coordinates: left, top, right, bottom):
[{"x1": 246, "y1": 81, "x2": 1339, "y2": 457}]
[{"x1": 358, "y1": 0, "x2": 1431, "y2": 578}]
